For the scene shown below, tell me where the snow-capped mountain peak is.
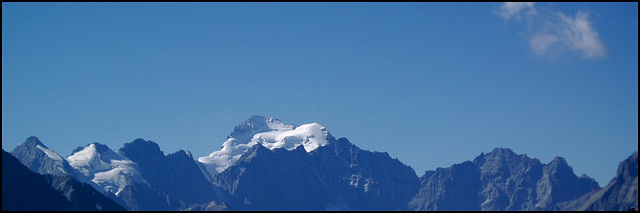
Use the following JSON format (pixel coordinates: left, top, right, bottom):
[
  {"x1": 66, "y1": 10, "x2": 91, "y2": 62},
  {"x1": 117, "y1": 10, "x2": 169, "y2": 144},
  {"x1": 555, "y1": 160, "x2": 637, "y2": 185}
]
[
  {"x1": 67, "y1": 143, "x2": 149, "y2": 195},
  {"x1": 228, "y1": 115, "x2": 295, "y2": 142},
  {"x1": 11, "y1": 137, "x2": 74, "y2": 176},
  {"x1": 198, "y1": 116, "x2": 332, "y2": 174}
]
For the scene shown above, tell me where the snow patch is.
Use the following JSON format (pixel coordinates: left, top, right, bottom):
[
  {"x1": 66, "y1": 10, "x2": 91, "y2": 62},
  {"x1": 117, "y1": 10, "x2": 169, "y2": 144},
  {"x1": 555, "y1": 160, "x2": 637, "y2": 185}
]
[
  {"x1": 256, "y1": 123, "x2": 329, "y2": 152},
  {"x1": 36, "y1": 145, "x2": 64, "y2": 162}
]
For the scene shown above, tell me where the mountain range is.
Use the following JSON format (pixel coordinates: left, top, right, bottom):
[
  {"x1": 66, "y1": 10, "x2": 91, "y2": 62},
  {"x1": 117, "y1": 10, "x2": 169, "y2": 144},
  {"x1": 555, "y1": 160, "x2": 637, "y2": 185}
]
[{"x1": 3, "y1": 115, "x2": 637, "y2": 211}]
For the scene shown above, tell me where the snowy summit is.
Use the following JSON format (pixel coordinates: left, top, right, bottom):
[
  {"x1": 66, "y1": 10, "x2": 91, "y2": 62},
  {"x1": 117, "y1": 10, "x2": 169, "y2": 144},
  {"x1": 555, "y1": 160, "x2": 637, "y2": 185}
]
[
  {"x1": 198, "y1": 116, "x2": 331, "y2": 174},
  {"x1": 67, "y1": 143, "x2": 149, "y2": 195}
]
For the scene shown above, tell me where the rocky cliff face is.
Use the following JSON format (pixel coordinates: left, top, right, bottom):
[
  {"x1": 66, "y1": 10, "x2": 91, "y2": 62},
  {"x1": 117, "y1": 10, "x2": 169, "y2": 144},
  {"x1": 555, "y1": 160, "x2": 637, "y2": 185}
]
[
  {"x1": 408, "y1": 161, "x2": 483, "y2": 211},
  {"x1": 118, "y1": 138, "x2": 233, "y2": 210},
  {"x1": 213, "y1": 137, "x2": 420, "y2": 211},
  {"x1": 557, "y1": 151, "x2": 638, "y2": 211},
  {"x1": 214, "y1": 144, "x2": 328, "y2": 210},
  {"x1": 44, "y1": 174, "x2": 127, "y2": 211},
  {"x1": 310, "y1": 137, "x2": 420, "y2": 211},
  {"x1": 408, "y1": 148, "x2": 600, "y2": 211}
]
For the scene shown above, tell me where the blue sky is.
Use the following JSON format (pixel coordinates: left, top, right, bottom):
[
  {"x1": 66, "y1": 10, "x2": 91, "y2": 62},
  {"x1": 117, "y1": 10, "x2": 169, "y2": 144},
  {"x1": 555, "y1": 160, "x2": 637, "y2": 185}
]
[{"x1": 2, "y1": 2, "x2": 637, "y2": 186}]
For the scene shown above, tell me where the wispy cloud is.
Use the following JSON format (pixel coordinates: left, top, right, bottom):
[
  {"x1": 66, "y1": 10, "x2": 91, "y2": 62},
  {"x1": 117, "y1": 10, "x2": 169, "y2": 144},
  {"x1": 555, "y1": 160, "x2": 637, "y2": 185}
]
[
  {"x1": 498, "y1": 2, "x2": 536, "y2": 20},
  {"x1": 497, "y1": 2, "x2": 608, "y2": 60},
  {"x1": 556, "y1": 11, "x2": 607, "y2": 58},
  {"x1": 530, "y1": 34, "x2": 558, "y2": 56}
]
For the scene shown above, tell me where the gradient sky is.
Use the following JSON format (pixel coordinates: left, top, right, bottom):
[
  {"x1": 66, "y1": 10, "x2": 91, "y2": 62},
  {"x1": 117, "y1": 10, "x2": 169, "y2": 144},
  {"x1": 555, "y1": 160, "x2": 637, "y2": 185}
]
[{"x1": 2, "y1": 2, "x2": 638, "y2": 186}]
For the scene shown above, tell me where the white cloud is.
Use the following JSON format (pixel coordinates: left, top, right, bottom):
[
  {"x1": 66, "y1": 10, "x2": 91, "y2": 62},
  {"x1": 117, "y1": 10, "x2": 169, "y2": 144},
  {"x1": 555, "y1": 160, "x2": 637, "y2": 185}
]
[
  {"x1": 498, "y1": 2, "x2": 536, "y2": 20},
  {"x1": 556, "y1": 11, "x2": 608, "y2": 58},
  {"x1": 498, "y1": 3, "x2": 608, "y2": 60}
]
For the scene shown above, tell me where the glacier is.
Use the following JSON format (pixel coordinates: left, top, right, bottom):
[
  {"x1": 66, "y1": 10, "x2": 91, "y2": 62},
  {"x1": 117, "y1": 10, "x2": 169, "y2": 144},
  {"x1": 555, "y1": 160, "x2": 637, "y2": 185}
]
[
  {"x1": 67, "y1": 143, "x2": 149, "y2": 195},
  {"x1": 198, "y1": 116, "x2": 331, "y2": 175}
]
